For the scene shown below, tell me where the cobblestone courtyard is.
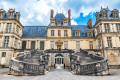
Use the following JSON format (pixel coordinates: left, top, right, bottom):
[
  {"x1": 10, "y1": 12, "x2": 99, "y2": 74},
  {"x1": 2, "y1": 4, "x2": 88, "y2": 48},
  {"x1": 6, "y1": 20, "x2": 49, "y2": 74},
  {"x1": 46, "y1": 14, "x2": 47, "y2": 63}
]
[{"x1": 0, "y1": 68, "x2": 120, "y2": 80}]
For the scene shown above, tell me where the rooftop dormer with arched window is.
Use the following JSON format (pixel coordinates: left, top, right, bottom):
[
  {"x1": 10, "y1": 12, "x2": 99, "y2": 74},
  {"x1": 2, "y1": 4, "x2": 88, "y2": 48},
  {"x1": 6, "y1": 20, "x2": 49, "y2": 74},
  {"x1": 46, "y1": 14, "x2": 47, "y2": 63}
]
[
  {"x1": 0, "y1": 9, "x2": 6, "y2": 19},
  {"x1": 112, "y1": 9, "x2": 119, "y2": 19}
]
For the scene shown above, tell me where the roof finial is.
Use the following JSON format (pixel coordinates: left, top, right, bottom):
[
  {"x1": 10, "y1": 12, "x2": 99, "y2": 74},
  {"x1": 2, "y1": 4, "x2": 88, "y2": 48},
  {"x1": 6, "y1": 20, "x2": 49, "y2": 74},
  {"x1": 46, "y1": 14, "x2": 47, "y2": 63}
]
[
  {"x1": 56, "y1": 9, "x2": 58, "y2": 14},
  {"x1": 107, "y1": 6, "x2": 108, "y2": 8},
  {"x1": 60, "y1": 7, "x2": 61, "y2": 13},
  {"x1": 101, "y1": 6, "x2": 102, "y2": 9}
]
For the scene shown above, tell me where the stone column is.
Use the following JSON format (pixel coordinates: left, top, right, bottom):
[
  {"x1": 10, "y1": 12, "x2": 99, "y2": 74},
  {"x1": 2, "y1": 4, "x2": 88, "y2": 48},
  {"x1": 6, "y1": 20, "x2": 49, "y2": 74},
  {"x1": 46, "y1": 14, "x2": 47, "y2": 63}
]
[
  {"x1": 1, "y1": 36, "x2": 4, "y2": 47},
  {"x1": 113, "y1": 24, "x2": 117, "y2": 32},
  {"x1": 103, "y1": 37, "x2": 108, "y2": 48},
  {"x1": 14, "y1": 23, "x2": 17, "y2": 34},
  {"x1": 3, "y1": 23, "x2": 6, "y2": 33},
  {"x1": 112, "y1": 36, "x2": 116, "y2": 47},
  {"x1": 26, "y1": 40, "x2": 30, "y2": 49},
  {"x1": 0, "y1": 22, "x2": 3, "y2": 32},
  {"x1": 109, "y1": 23, "x2": 113, "y2": 32},
  {"x1": 11, "y1": 23, "x2": 14, "y2": 33},
  {"x1": 102, "y1": 23, "x2": 105, "y2": 33},
  {"x1": 8, "y1": 36, "x2": 12, "y2": 47},
  {"x1": 12, "y1": 36, "x2": 15, "y2": 48},
  {"x1": 35, "y1": 40, "x2": 38, "y2": 49}
]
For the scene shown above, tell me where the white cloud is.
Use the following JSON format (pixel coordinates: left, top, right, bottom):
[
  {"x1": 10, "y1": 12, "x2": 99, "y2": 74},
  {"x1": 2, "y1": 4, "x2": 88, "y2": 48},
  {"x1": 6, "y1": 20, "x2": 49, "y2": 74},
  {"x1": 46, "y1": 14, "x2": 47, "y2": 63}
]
[
  {"x1": 71, "y1": 20, "x2": 78, "y2": 25},
  {"x1": 36, "y1": 15, "x2": 43, "y2": 22},
  {"x1": 0, "y1": 0, "x2": 120, "y2": 25},
  {"x1": 59, "y1": 0, "x2": 68, "y2": 3}
]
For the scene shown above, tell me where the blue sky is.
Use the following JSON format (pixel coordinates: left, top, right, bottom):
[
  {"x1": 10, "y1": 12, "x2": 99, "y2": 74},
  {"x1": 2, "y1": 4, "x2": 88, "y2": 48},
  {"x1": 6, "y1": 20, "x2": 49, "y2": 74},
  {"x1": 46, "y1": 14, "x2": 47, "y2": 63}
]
[{"x1": 0, "y1": 0, "x2": 120, "y2": 26}]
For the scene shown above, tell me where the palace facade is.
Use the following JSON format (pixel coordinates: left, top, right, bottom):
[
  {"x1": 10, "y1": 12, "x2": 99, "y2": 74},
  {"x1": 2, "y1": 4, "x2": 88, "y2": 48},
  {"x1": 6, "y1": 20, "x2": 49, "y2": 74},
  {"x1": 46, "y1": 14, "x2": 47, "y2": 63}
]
[{"x1": 0, "y1": 7, "x2": 120, "y2": 68}]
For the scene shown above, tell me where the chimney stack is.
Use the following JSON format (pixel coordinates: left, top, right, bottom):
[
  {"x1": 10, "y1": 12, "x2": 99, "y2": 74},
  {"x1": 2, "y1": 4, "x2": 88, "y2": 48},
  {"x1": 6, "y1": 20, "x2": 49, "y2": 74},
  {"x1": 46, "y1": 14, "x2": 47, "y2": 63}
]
[
  {"x1": 50, "y1": 9, "x2": 54, "y2": 18},
  {"x1": 68, "y1": 9, "x2": 71, "y2": 25},
  {"x1": 87, "y1": 19, "x2": 92, "y2": 29}
]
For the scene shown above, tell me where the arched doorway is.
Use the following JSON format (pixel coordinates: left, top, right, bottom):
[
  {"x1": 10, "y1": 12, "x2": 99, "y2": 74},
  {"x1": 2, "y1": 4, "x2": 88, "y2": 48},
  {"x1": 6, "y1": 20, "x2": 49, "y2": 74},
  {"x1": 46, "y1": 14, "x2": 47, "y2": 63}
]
[{"x1": 55, "y1": 54, "x2": 64, "y2": 66}]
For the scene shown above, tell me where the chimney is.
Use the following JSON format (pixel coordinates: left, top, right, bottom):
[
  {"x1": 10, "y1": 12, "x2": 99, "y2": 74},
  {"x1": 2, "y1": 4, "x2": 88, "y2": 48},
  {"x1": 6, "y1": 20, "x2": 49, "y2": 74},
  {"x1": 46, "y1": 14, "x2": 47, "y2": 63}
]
[
  {"x1": 68, "y1": 9, "x2": 71, "y2": 25},
  {"x1": 50, "y1": 9, "x2": 54, "y2": 18},
  {"x1": 87, "y1": 19, "x2": 92, "y2": 29}
]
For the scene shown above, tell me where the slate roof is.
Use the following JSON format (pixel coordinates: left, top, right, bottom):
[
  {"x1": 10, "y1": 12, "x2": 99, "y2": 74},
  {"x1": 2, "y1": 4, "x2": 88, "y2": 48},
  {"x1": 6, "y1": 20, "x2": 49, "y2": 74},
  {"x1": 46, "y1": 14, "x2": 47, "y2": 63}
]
[
  {"x1": 70, "y1": 25, "x2": 95, "y2": 38},
  {"x1": 55, "y1": 13, "x2": 65, "y2": 25},
  {"x1": 99, "y1": 8, "x2": 120, "y2": 20},
  {"x1": 22, "y1": 25, "x2": 94, "y2": 38},
  {"x1": 22, "y1": 26, "x2": 47, "y2": 38}
]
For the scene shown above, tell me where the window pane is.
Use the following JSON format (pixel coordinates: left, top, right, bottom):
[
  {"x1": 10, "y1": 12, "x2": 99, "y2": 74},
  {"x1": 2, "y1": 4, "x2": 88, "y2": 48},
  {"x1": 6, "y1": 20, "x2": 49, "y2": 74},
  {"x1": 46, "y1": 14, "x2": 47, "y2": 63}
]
[
  {"x1": 22, "y1": 41, "x2": 26, "y2": 49},
  {"x1": 40, "y1": 41, "x2": 44, "y2": 50},
  {"x1": 50, "y1": 41, "x2": 54, "y2": 49},
  {"x1": 4, "y1": 36, "x2": 9, "y2": 48},
  {"x1": 2, "y1": 52, "x2": 6, "y2": 57},
  {"x1": 31, "y1": 41, "x2": 35, "y2": 49},
  {"x1": 64, "y1": 41, "x2": 68, "y2": 49},
  {"x1": 76, "y1": 41, "x2": 80, "y2": 52}
]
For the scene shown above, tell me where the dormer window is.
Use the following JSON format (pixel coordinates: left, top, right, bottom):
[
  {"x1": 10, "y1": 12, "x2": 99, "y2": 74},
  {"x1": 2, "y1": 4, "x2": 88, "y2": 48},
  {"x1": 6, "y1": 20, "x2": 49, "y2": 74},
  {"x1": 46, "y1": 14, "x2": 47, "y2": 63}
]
[
  {"x1": 75, "y1": 29, "x2": 80, "y2": 37},
  {"x1": 87, "y1": 29, "x2": 93, "y2": 37},
  {"x1": 8, "y1": 9, "x2": 15, "y2": 19},
  {"x1": 0, "y1": 9, "x2": 5, "y2": 18},
  {"x1": 101, "y1": 9, "x2": 108, "y2": 19},
  {"x1": 82, "y1": 33, "x2": 85, "y2": 37},
  {"x1": 64, "y1": 20, "x2": 67, "y2": 26},
  {"x1": 102, "y1": 13, "x2": 107, "y2": 19},
  {"x1": 57, "y1": 22, "x2": 61, "y2": 26},
  {"x1": 112, "y1": 9, "x2": 119, "y2": 19},
  {"x1": 51, "y1": 20, "x2": 55, "y2": 26}
]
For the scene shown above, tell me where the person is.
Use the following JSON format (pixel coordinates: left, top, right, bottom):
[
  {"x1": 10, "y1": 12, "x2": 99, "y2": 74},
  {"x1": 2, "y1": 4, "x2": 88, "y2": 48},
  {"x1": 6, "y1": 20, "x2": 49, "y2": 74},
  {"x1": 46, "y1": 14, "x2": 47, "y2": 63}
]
[
  {"x1": 54, "y1": 63, "x2": 56, "y2": 69},
  {"x1": 64, "y1": 64, "x2": 65, "y2": 69}
]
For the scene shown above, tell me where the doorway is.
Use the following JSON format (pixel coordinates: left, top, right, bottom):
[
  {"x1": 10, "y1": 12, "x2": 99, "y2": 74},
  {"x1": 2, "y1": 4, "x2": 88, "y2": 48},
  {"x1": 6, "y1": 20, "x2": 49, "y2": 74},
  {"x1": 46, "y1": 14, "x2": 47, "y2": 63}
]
[
  {"x1": 55, "y1": 54, "x2": 64, "y2": 66},
  {"x1": 57, "y1": 45, "x2": 61, "y2": 50}
]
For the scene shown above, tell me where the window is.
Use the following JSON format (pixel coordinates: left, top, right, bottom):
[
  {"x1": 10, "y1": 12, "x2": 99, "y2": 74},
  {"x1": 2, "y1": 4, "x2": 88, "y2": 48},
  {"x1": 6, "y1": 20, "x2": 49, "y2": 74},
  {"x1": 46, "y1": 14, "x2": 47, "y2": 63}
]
[
  {"x1": 31, "y1": 41, "x2": 35, "y2": 49},
  {"x1": 116, "y1": 24, "x2": 120, "y2": 33},
  {"x1": 50, "y1": 41, "x2": 54, "y2": 49},
  {"x1": 104, "y1": 24, "x2": 110, "y2": 33},
  {"x1": 64, "y1": 30, "x2": 68, "y2": 36},
  {"x1": 89, "y1": 41, "x2": 93, "y2": 49},
  {"x1": 97, "y1": 26, "x2": 100, "y2": 34},
  {"x1": 4, "y1": 36, "x2": 9, "y2": 48},
  {"x1": 51, "y1": 30, "x2": 54, "y2": 36},
  {"x1": 2, "y1": 52, "x2": 6, "y2": 57},
  {"x1": 82, "y1": 33, "x2": 85, "y2": 36},
  {"x1": 14, "y1": 38, "x2": 17, "y2": 48},
  {"x1": 75, "y1": 30, "x2": 80, "y2": 37},
  {"x1": 64, "y1": 20, "x2": 67, "y2": 26},
  {"x1": 40, "y1": 41, "x2": 44, "y2": 50},
  {"x1": 0, "y1": 23, "x2": 1, "y2": 29},
  {"x1": 76, "y1": 41, "x2": 80, "y2": 52},
  {"x1": 58, "y1": 30, "x2": 61, "y2": 36},
  {"x1": 107, "y1": 37, "x2": 112, "y2": 48},
  {"x1": 51, "y1": 20, "x2": 55, "y2": 26},
  {"x1": 22, "y1": 41, "x2": 26, "y2": 49},
  {"x1": 6, "y1": 23, "x2": 11, "y2": 33},
  {"x1": 98, "y1": 38, "x2": 101, "y2": 49},
  {"x1": 64, "y1": 41, "x2": 68, "y2": 49}
]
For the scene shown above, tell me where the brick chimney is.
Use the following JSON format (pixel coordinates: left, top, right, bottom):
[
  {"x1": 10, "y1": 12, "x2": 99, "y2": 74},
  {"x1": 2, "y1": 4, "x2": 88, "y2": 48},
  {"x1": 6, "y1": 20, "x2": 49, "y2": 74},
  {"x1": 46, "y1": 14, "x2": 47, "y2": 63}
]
[
  {"x1": 50, "y1": 9, "x2": 54, "y2": 18},
  {"x1": 68, "y1": 9, "x2": 71, "y2": 25},
  {"x1": 87, "y1": 19, "x2": 92, "y2": 29}
]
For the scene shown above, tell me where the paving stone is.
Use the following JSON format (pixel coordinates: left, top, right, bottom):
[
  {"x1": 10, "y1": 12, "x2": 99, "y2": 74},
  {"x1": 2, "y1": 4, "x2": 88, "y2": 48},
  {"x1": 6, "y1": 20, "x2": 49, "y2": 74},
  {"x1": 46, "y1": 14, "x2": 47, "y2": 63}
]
[{"x1": 0, "y1": 68, "x2": 120, "y2": 80}]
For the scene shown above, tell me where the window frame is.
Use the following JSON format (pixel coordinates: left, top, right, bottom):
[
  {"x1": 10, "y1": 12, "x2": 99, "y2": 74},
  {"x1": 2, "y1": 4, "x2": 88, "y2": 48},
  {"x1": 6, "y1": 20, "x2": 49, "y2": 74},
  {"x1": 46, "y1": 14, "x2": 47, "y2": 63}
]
[
  {"x1": 4, "y1": 36, "x2": 9, "y2": 48},
  {"x1": 2, "y1": 52, "x2": 6, "y2": 57}
]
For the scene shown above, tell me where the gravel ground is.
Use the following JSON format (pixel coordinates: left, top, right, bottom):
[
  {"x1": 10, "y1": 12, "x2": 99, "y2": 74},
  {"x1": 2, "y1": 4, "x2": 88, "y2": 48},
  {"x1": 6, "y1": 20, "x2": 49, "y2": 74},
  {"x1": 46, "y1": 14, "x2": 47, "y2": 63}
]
[{"x1": 0, "y1": 68, "x2": 120, "y2": 80}]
